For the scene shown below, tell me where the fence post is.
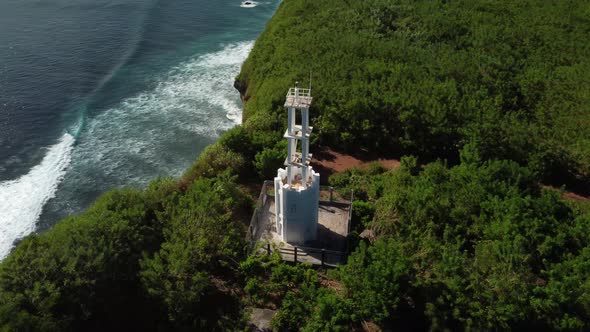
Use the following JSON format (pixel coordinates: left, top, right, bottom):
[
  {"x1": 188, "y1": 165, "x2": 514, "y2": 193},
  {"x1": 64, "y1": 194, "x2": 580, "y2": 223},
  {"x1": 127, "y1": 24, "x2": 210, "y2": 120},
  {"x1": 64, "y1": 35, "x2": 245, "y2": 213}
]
[
  {"x1": 321, "y1": 249, "x2": 326, "y2": 268},
  {"x1": 267, "y1": 243, "x2": 271, "y2": 255},
  {"x1": 330, "y1": 187, "x2": 334, "y2": 202},
  {"x1": 347, "y1": 189, "x2": 354, "y2": 236},
  {"x1": 294, "y1": 246, "x2": 298, "y2": 263}
]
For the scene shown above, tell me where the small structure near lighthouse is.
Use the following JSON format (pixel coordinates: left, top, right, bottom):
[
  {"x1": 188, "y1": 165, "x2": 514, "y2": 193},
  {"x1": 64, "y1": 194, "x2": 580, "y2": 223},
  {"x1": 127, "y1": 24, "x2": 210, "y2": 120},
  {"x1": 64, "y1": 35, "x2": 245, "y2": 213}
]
[
  {"x1": 273, "y1": 82, "x2": 320, "y2": 244},
  {"x1": 248, "y1": 82, "x2": 352, "y2": 267}
]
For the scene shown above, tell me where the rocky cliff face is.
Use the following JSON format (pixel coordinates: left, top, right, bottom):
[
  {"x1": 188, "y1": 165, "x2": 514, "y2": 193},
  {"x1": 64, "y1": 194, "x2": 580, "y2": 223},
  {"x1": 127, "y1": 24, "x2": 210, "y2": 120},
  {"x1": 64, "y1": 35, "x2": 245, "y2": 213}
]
[{"x1": 233, "y1": 78, "x2": 249, "y2": 123}]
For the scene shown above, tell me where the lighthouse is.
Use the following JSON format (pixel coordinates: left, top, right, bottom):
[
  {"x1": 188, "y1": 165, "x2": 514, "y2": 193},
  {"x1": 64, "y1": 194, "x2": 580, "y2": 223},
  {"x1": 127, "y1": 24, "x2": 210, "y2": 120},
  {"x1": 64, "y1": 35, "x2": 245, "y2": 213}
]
[{"x1": 273, "y1": 82, "x2": 320, "y2": 244}]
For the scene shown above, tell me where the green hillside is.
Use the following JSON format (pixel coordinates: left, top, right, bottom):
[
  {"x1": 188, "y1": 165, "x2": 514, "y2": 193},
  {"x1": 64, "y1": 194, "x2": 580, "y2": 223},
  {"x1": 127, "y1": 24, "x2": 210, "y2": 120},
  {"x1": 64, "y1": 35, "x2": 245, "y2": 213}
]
[
  {"x1": 1, "y1": 0, "x2": 590, "y2": 331},
  {"x1": 236, "y1": 0, "x2": 590, "y2": 190}
]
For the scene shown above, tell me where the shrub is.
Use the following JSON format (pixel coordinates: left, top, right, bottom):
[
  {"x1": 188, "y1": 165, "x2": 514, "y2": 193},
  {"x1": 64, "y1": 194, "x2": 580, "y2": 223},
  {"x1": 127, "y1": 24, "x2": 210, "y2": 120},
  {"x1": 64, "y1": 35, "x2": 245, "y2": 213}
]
[
  {"x1": 254, "y1": 147, "x2": 284, "y2": 179},
  {"x1": 181, "y1": 143, "x2": 245, "y2": 186}
]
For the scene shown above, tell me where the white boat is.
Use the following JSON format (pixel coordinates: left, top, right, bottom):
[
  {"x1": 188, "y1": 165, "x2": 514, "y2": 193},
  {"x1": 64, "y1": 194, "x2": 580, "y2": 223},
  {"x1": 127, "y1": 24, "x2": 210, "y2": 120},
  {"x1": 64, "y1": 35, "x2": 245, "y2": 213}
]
[{"x1": 240, "y1": 0, "x2": 257, "y2": 8}]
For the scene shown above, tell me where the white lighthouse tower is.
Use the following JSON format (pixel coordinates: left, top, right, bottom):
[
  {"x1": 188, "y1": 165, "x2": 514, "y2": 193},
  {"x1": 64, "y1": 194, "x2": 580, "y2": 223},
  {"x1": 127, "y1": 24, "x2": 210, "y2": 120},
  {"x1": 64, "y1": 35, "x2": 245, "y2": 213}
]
[{"x1": 273, "y1": 82, "x2": 320, "y2": 244}]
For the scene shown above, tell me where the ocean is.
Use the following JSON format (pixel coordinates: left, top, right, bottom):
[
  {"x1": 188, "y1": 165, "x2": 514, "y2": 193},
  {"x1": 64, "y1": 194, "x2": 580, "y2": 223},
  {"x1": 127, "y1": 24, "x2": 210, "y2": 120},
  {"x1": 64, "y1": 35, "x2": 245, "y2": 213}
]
[{"x1": 0, "y1": 0, "x2": 278, "y2": 259}]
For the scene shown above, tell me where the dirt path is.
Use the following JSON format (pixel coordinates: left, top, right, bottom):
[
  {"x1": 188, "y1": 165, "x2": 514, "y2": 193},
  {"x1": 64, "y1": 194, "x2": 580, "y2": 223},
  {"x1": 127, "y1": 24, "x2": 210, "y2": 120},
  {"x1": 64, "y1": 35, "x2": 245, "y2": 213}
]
[{"x1": 542, "y1": 185, "x2": 590, "y2": 204}]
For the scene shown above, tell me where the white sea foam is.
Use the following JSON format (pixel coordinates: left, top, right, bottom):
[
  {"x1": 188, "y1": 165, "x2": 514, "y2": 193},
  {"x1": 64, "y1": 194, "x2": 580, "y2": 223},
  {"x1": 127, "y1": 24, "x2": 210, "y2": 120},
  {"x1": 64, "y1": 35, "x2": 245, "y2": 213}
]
[
  {"x1": 51, "y1": 41, "x2": 255, "y2": 213},
  {"x1": 111, "y1": 40, "x2": 252, "y2": 134},
  {"x1": 0, "y1": 133, "x2": 74, "y2": 259},
  {"x1": 0, "y1": 41, "x2": 254, "y2": 259}
]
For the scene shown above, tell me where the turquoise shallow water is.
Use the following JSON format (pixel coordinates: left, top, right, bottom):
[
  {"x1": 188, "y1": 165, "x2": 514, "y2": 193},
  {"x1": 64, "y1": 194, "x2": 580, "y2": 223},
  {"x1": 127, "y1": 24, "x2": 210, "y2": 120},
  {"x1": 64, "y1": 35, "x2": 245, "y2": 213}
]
[{"x1": 0, "y1": 0, "x2": 279, "y2": 258}]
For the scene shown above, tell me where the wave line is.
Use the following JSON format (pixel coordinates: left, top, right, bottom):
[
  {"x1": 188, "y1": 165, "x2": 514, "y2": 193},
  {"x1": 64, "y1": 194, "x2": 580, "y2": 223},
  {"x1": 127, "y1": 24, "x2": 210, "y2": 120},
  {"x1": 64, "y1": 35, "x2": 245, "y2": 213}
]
[{"x1": 0, "y1": 133, "x2": 74, "y2": 259}]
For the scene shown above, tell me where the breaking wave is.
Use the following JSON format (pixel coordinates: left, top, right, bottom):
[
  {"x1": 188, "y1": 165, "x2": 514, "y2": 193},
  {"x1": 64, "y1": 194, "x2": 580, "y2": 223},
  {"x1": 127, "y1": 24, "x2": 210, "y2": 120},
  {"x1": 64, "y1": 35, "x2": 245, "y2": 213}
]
[
  {"x1": 71, "y1": 40, "x2": 253, "y2": 184},
  {"x1": 0, "y1": 133, "x2": 74, "y2": 259},
  {"x1": 0, "y1": 41, "x2": 253, "y2": 259}
]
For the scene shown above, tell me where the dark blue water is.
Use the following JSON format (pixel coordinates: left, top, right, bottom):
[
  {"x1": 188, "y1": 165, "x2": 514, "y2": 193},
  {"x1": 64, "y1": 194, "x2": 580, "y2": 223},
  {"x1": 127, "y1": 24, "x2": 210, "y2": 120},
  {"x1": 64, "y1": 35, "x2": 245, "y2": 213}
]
[{"x1": 0, "y1": 0, "x2": 278, "y2": 258}]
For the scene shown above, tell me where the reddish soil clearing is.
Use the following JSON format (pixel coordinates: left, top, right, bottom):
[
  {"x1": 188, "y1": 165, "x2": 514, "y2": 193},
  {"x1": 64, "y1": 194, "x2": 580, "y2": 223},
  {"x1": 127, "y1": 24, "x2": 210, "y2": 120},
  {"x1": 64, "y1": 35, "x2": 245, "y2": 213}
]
[
  {"x1": 562, "y1": 191, "x2": 590, "y2": 203},
  {"x1": 311, "y1": 146, "x2": 400, "y2": 176},
  {"x1": 543, "y1": 185, "x2": 590, "y2": 204},
  {"x1": 313, "y1": 148, "x2": 590, "y2": 205}
]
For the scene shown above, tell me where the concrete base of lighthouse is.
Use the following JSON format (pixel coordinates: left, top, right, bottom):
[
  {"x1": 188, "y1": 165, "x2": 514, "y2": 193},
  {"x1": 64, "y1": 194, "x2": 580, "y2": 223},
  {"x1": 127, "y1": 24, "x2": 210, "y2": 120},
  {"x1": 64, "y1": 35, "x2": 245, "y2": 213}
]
[{"x1": 274, "y1": 166, "x2": 320, "y2": 244}]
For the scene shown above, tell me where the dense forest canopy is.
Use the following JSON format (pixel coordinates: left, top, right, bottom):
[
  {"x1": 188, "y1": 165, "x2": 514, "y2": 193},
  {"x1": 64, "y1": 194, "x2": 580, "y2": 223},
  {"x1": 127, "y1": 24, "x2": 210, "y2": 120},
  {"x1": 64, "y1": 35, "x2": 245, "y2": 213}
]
[
  {"x1": 328, "y1": 153, "x2": 590, "y2": 330},
  {"x1": 236, "y1": 0, "x2": 590, "y2": 191},
  {"x1": 1, "y1": 0, "x2": 590, "y2": 331}
]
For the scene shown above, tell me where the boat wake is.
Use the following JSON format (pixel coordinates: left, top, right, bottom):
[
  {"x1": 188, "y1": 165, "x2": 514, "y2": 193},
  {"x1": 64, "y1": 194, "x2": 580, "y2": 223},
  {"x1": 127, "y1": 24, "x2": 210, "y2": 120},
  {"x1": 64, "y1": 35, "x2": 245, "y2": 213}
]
[{"x1": 0, "y1": 133, "x2": 74, "y2": 259}]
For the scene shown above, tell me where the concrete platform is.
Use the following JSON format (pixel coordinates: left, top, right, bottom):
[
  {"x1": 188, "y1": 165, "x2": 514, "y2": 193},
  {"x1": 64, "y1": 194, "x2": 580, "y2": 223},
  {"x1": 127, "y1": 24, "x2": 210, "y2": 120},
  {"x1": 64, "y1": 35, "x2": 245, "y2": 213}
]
[{"x1": 248, "y1": 308, "x2": 276, "y2": 332}]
